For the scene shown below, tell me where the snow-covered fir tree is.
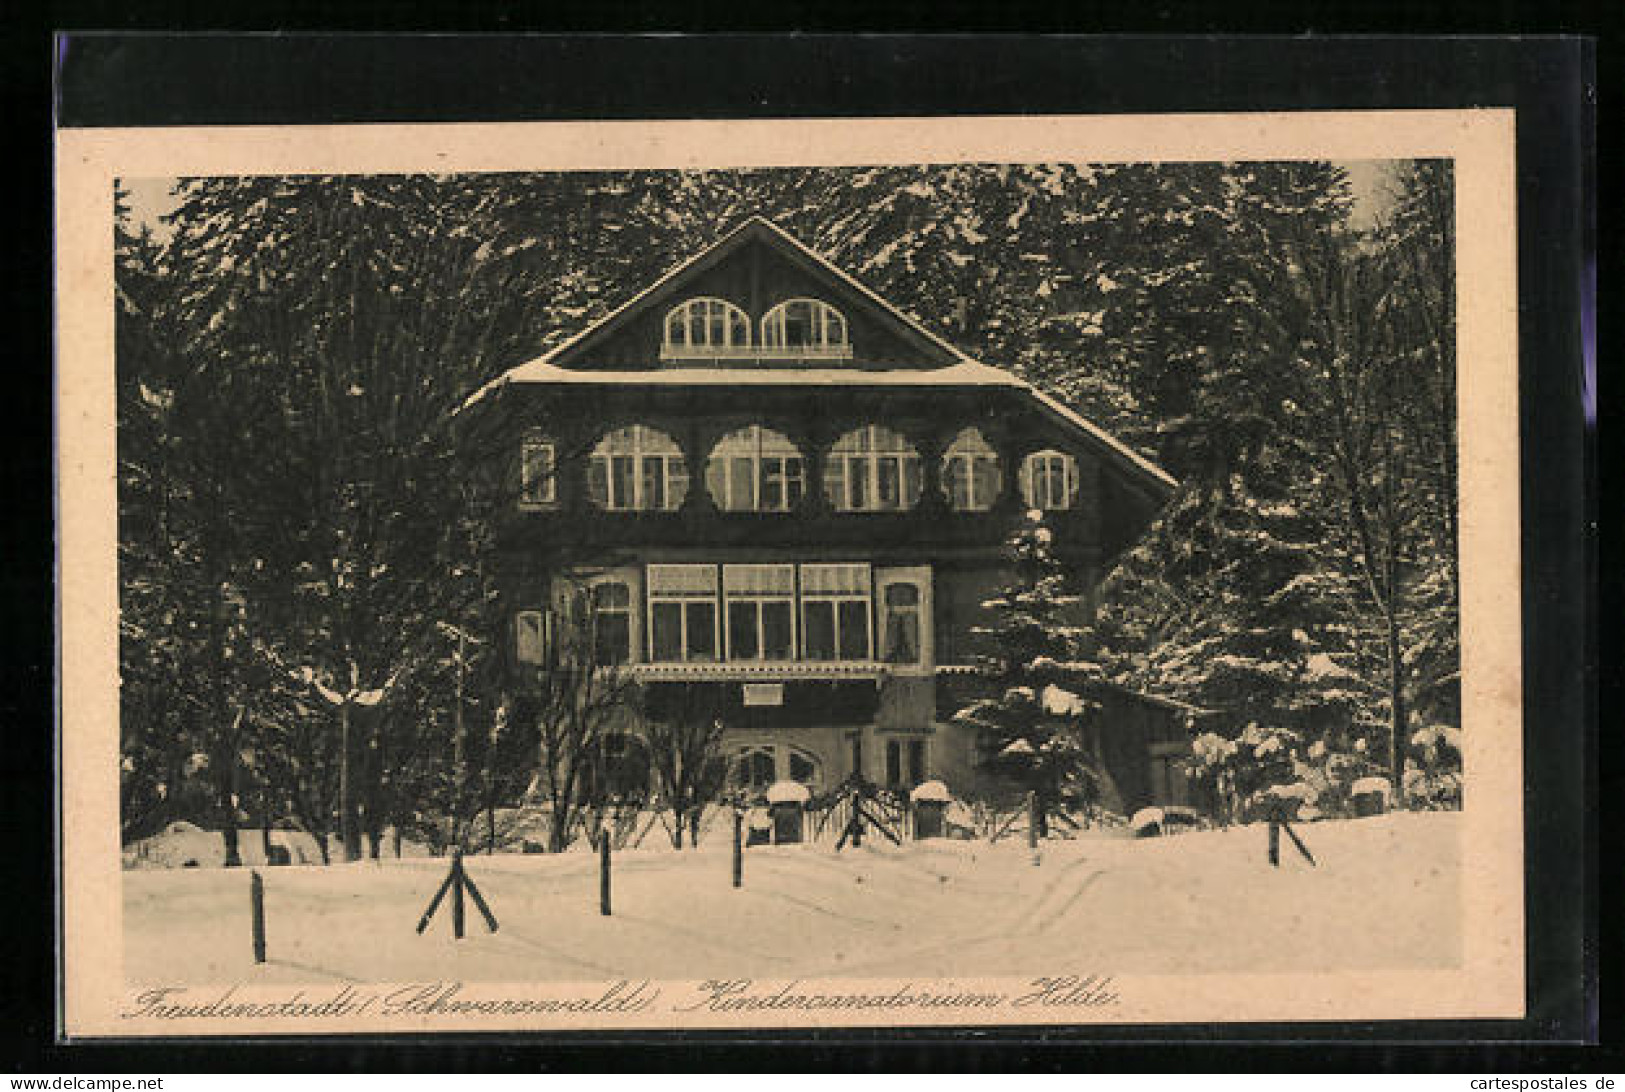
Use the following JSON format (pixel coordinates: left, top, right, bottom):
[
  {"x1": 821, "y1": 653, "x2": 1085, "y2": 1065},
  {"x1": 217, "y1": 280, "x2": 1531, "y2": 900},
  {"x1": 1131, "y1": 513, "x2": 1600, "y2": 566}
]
[{"x1": 951, "y1": 510, "x2": 1105, "y2": 835}]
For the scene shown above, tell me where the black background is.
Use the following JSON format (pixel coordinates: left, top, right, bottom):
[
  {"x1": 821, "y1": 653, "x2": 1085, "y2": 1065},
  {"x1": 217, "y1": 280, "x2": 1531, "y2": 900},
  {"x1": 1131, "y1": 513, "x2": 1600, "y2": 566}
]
[{"x1": 10, "y1": 24, "x2": 1605, "y2": 1073}]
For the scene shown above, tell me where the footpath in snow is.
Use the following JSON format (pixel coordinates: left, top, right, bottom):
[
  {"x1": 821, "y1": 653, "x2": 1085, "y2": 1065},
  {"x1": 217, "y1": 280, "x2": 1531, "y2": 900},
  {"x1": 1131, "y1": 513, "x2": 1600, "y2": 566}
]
[{"x1": 123, "y1": 811, "x2": 1461, "y2": 985}]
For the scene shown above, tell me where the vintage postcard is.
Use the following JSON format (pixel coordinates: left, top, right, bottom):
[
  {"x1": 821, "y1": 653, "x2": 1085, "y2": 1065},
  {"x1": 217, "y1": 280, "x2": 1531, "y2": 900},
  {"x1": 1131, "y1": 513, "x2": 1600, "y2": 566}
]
[{"x1": 56, "y1": 109, "x2": 1522, "y2": 1037}]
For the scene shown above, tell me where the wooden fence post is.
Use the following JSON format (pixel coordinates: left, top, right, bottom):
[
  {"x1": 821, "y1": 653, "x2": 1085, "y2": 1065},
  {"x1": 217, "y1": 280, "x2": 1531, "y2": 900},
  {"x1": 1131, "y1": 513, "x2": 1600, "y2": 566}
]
[
  {"x1": 1026, "y1": 791, "x2": 1039, "y2": 851},
  {"x1": 1268, "y1": 821, "x2": 1281, "y2": 867},
  {"x1": 732, "y1": 810, "x2": 743, "y2": 889},
  {"x1": 451, "y1": 850, "x2": 466, "y2": 938},
  {"x1": 249, "y1": 869, "x2": 266, "y2": 965},
  {"x1": 600, "y1": 833, "x2": 612, "y2": 916}
]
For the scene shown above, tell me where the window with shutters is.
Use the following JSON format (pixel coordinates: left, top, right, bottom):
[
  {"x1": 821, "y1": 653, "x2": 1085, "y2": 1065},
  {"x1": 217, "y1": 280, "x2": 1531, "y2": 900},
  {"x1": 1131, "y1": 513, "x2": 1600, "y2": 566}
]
[
  {"x1": 824, "y1": 426, "x2": 922, "y2": 512},
  {"x1": 706, "y1": 426, "x2": 805, "y2": 512},
  {"x1": 941, "y1": 427, "x2": 1001, "y2": 512},
  {"x1": 587, "y1": 425, "x2": 688, "y2": 512},
  {"x1": 1020, "y1": 449, "x2": 1079, "y2": 511}
]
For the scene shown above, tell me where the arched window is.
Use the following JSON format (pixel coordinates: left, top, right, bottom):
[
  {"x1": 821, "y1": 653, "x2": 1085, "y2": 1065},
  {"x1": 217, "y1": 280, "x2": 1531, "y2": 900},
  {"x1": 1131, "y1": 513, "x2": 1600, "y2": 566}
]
[
  {"x1": 731, "y1": 746, "x2": 778, "y2": 795},
  {"x1": 584, "y1": 732, "x2": 651, "y2": 804},
  {"x1": 588, "y1": 425, "x2": 688, "y2": 511},
  {"x1": 941, "y1": 427, "x2": 1001, "y2": 512},
  {"x1": 824, "y1": 425, "x2": 922, "y2": 512},
  {"x1": 705, "y1": 426, "x2": 805, "y2": 512},
  {"x1": 761, "y1": 298, "x2": 851, "y2": 358},
  {"x1": 786, "y1": 747, "x2": 821, "y2": 788},
  {"x1": 662, "y1": 297, "x2": 750, "y2": 358},
  {"x1": 731, "y1": 744, "x2": 823, "y2": 795},
  {"x1": 1020, "y1": 449, "x2": 1079, "y2": 511}
]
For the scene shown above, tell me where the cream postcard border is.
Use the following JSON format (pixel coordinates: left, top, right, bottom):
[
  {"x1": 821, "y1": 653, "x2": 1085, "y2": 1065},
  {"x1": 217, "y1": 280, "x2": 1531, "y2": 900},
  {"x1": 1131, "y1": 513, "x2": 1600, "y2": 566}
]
[{"x1": 55, "y1": 110, "x2": 1522, "y2": 1037}]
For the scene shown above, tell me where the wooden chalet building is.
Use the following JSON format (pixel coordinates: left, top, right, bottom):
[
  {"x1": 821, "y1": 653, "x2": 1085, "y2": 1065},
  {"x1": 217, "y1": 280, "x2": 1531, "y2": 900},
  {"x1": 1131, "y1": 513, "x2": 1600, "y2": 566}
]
[{"x1": 470, "y1": 217, "x2": 1195, "y2": 814}]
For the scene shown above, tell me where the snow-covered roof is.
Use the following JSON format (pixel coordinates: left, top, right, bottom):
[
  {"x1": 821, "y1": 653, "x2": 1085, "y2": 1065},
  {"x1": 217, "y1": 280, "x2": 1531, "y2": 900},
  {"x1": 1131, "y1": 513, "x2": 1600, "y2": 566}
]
[
  {"x1": 909, "y1": 779, "x2": 952, "y2": 804},
  {"x1": 480, "y1": 359, "x2": 1021, "y2": 390},
  {"x1": 1350, "y1": 776, "x2": 1393, "y2": 798},
  {"x1": 764, "y1": 780, "x2": 812, "y2": 805},
  {"x1": 1130, "y1": 807, "x2": 1165, "y2": 832},
  {"x1": 460, "y1": 216, "x2": 1178, "y2": 496}
]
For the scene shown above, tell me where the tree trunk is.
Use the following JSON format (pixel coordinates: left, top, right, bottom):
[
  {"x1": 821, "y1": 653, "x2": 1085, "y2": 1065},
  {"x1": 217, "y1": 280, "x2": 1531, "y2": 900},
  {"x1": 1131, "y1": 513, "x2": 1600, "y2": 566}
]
[
  {"x1": 1387, "y1": 611, "x2": 1408, "y2": 807},
  {"x1": 220, "y1": 823, "x2": 242, "y2": 868},
  {"x1": 339, "y1": 703, "x2": 361, "y2": 862},
  {"x1": 220, "y1": 707, "x2": 246, "y2": 868}
]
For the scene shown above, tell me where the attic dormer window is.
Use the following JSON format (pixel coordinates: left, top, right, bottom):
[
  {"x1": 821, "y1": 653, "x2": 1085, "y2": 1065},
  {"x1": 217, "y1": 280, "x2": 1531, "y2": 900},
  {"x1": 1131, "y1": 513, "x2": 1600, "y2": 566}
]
[
  {"x1": 761, "y1": 299, "x2": 851, "y2": 359},
  {"x1": 662, "y1": 298, "x2": 751, "y2": 360}
]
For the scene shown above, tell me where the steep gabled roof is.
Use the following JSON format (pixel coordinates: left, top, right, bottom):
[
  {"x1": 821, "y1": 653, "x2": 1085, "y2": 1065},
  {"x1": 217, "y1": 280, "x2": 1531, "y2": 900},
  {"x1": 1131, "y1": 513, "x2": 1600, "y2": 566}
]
[
  {"x1": 538, "y1": 216, "x2": 969, "y2": 371},
  {"x1": 465, "y1": 216, "x2": 1177, "y2": 497}
]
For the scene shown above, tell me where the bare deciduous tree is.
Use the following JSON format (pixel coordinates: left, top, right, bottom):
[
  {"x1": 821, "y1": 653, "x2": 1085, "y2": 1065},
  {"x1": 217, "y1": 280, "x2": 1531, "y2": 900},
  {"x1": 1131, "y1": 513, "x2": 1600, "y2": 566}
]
[{"x1": 640, "y1": 685, "x2": 731, "y2": 849}]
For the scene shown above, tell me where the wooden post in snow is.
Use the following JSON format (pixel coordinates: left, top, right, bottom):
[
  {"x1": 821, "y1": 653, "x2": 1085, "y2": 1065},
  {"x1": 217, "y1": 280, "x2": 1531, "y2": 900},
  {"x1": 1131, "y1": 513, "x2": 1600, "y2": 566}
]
[
  {"x1": 451, "y1": 850, "x2": 466, "y2": 938},
  {"x1": 599, "y1": 832, "x2": 612, "y2": 916},
  {"x1": 1026, "y1": 791, "x2": 1039, "y2": 851},
  {"x1": 1268, "y1": 821, "x2": 1281, "y2": 867},
  {"x1": 731, "y1": 809, "x2": 743, "y2": 889},
  {"x1": 1282, "y1": 821, "x2": 1317, "y2": 866},
  {"x1": 249, "y1": 870, "x2": 266, "y2": 964},
  {"x1": 415, "y1": 848, "x2": 498, "y2": 938}
]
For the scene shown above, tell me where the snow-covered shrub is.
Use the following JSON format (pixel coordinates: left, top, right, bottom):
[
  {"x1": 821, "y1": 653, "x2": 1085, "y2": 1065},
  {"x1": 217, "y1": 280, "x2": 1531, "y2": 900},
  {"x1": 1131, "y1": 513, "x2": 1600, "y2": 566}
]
[
  {"x1": 1347, "y1": 775, "x2": 1394, "y2": 816},
  {"x1": 1285, "y1": 737, "x2": 1387, "y2": 819},
  {"x1": 1402, "y1": 723, "x2": 1463, "y2": 809},
  {"x1": 1261, "y1": 780, "x2": 1316, "y2": 821},
  {"x1": 1161, "y1": 805, "x2": 1202, "y2": 832},
  {"x1": 1182, "y1": 722, "x2": 1301, "y2": 824},
  {"x1": 1402, "y1": 747, "x2": 1462, "y2": 811},
  {"x1": 1119, "y1": 805, "x2": 1194, "y2": 839}
]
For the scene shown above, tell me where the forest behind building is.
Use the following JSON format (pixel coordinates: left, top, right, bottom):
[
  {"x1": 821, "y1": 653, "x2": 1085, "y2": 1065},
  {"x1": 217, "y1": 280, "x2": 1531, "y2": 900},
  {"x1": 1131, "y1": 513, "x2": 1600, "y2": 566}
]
[{"x1": 114, "y1": 161, "x2": 1461, "y2": 858}]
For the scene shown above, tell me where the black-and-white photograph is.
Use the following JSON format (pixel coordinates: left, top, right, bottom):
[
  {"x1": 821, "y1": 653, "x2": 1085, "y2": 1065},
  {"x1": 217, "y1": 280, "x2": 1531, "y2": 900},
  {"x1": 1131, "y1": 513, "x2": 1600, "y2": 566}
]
[{"x1": 109, "y1": 154, "x2": 1470, "y2": 991}]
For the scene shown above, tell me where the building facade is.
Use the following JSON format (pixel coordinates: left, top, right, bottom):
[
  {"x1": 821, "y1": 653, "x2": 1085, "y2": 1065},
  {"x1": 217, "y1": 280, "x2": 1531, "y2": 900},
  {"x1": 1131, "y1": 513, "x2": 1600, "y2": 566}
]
[{"x1": 471, "y1": 217, "x2": 1186, "y2": 809}]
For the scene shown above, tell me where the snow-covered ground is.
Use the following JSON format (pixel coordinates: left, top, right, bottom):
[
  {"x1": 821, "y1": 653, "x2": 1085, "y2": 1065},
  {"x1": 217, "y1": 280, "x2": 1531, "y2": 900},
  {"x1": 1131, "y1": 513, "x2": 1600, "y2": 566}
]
[{"x1": 123, "y1": 812, "x2": 1460, "y2": 985}]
